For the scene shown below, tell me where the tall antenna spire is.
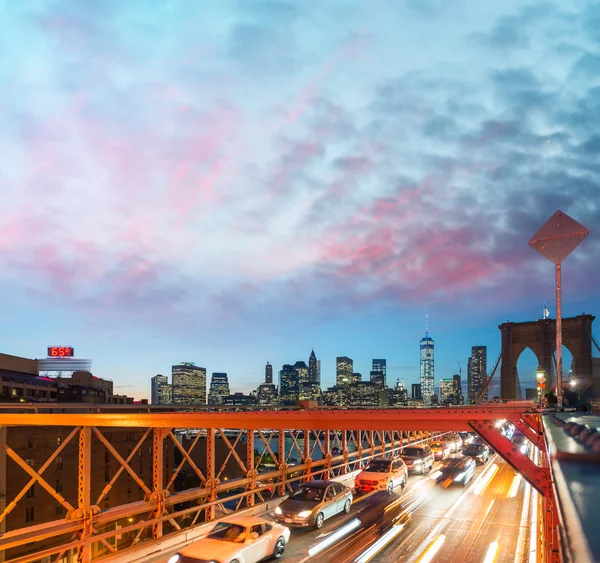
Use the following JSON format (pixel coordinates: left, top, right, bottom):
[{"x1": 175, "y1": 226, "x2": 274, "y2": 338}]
[{"x1": 425, "y1": 314, "x2": 429, "y2": 338}]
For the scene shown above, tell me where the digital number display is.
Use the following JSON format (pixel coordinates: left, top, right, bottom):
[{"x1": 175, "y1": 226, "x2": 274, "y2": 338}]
[{"x1": 48, "y1": 347, "x2": 74, "y2": 357}]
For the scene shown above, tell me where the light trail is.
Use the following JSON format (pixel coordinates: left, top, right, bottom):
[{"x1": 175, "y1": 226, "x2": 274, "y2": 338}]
[
  {"x1": 417, "y1": 534, "x2": 446, "y2": 563},
  {"x1": 483, "y1": 541, "x2": 500, "y2": 563},
  {"x1": 528, "y1": 447, "x2": 540, "y2": 563},
  {"x1": 354, "y1": 524, "x2": 405, "y2": 563},
  {"x1": 484, "y1": 499, "x2": 495, "y2": 521},
  {"x1": 507, "y1": 473, "x2": 522, "y2": 498},
  {"x1": 473, "y1": 463, "x2": 499, "y2": 496},
  {"x1": 514, "y1": 480, "x2": 532, "y2": 563},
  {"x1": 308, "y1": 518, "x2": 361, "y2": 557}
]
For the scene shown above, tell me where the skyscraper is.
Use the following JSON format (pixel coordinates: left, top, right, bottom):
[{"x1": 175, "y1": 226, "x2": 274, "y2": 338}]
[
  {"x1": 468, "y1": 346, "x2": 488, "y2": 404},
  {"x1": 453, "y1": 373, "x2": 463, "y2": 405},
  {"x1": 439, "y1": 378, "x2": 454, "y2": 404},
  {"x1": 208, "y1": 372, "x2": 230, "y2": 406},
  {"x1": 411, "y1": 383, "x2": 422, "y2": 400},
  {"x1": 151, "y1": 374, "x2": 169, "y2": 405},
  {"x1": 279, "y1": 364, "x2": 299, "y2": 405},
  {"x1": 370, "y1": 359, "x2": 386, "y2": 387},
  {"x1": 303, "y1": 350, "x2": 321, "y2": 401},
  {"x1": 420, "y1": 324, "x2": 435, "y2": 406},
  {"x1": 265, "y1": 362, "x2": 273, "y2": 384},
  {"x1": 336, "y1": 356, "x2": 353, "y2": 386},
  {"x1": 172, "y1": 363, "x2": 207, "y2": 405}
]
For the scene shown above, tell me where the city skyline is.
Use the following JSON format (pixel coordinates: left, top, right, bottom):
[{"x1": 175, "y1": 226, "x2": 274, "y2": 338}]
[{"x1": 2, "y1": 1, "x2": 599, "y2": 401}]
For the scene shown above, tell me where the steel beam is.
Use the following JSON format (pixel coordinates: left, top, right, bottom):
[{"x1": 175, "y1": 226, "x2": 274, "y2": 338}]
[
  {"x1": 0, "y1": 404, "x2": 538, "y2": 431},
  {"x1": 469, "y1": 420, "x2": 552, "y2": 497},
  {"x1": 206, "y1": 428, "x2": 217, "y2": 520},
  {"x1": 513, "y1": 414, "x2": 545, "y2": 451},
  {"x1": 246, "y1": 430, "x2": 255, "y2": 507}
]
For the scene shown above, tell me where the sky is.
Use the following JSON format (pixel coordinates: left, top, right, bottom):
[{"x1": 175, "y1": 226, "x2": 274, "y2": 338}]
[{"x1": 1, "y1": 0, "x2": 599, "y2": 401}]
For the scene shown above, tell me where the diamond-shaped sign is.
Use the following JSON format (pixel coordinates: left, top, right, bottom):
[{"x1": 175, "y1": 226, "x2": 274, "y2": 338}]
[{"x1": 529, "y1": 210, "x2": 590, "y2": 265}]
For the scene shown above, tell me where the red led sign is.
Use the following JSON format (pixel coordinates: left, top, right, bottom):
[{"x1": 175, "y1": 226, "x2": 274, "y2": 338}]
[{"x1": 48, "y1": 347, "x2": 74, "y2": 357}]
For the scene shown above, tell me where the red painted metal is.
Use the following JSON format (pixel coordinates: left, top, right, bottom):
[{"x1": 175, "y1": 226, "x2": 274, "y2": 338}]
[
  {"x1": 468, "y1": 419, "x2": 552, "y2": 497},
  {"x1": 513, "y1": 413, "x2": 546, "y2": 451},
  {"x1": 0, "y1": 405, "x2": 554, "y2": 562}
]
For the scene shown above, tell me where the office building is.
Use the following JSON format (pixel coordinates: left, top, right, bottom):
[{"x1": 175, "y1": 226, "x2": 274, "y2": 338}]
[
  {"x1": 453, "y1": 373, "x2": 463, "y2": 405},
  {"x1": 411, "y1": 383, "x2": 422, "y2": 400},
  {"x1": 468, "y1": 346, "x2": 488, "y2": 404},
  {"x1": 420, "y1": 330, "x2": 435, "y2": 406},
  {"x1": 279, "y1": 364, "x2": 299, "y2": 405},
  {"x1": 265, "y1": 362, "x2": 273, "y2": 384},
  {"x1": 151, "y1": 374, "x2": 168, "y2": 405},
  {"x1": 308, "y1": 350, "x2": 320, "y2": 385},
  {"x1": 439, "y1": 378, "x2": 454, "y2": 405},
  {"x1": 336, "y1": 356, "x2": 353, "y2": 386},
  {"x1": 172, "y1": 363, "x2": 206, "y2": 405},
  {"x1": 348, "y1": 381, "x2": 380, "y2": 407},
  {"x1": 371, "y1": 359, "x2": 386, "y2": 387},
  {"x1": 208, "y1": 372, "x2": 230, "y2": 406}
]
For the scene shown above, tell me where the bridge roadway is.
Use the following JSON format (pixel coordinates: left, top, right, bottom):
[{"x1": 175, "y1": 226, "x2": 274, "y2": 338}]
[{"x1": 150, "y1": 455, "x2": 530, "y2": 563}]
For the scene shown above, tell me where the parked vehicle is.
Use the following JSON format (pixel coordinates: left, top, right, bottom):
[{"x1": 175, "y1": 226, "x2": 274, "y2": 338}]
[
  {"x1": 400, "y1": 445, "x2": 435, "y2": 474},
  {"x1": 274, "y1": 480, "x2": 352, "y2": 529},
  {"x1": 168, "y1": 515, "x2": 289, "y2": 563},
  {"x1": 355, "y1": 457, "x2": 408, "y2": 494}
]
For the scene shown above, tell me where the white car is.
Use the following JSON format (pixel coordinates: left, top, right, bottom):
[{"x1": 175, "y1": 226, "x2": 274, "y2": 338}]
[{"x1": 168, "y1": 516, "x2": 290, "y2": 563}]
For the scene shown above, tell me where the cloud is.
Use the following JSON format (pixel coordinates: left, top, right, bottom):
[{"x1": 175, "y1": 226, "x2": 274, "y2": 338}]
[{"x1": 0, "y1": 0, "x2": 598, "y2": 349}]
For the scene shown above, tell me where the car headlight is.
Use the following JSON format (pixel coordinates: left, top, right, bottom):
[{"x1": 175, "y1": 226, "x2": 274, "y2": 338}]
[
  {"x1": 275, "y1": 506, "x2": 282, "y2": 515},
  {"x1": 167, "y1": 556, "x2": 180, "y2": 563},
  {"x1": 297, "y1": 510, "x2": 312, "y2": 518},
  {"x1": 413, "y1": 459, "x2": 423, "y2": 464}
]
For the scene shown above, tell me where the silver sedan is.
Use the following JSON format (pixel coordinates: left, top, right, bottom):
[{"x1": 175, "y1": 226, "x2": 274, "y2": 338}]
[{"x1": 274, "y1": 480, "x2": 352, "y2": 529}]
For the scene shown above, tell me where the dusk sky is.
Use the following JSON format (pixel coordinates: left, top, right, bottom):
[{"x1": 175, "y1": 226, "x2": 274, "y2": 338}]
[{"x1": 1, "y1": 0, "x2": 599, "y2": 401}]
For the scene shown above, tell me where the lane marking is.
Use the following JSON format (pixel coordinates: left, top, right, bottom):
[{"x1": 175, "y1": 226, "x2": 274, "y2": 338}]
[
  {"x1": 417, "y1": 534, "x2": 446, "y2": 563},
  {"x1": 483, "y1": 541, "x2": 500, "y2": 563}
]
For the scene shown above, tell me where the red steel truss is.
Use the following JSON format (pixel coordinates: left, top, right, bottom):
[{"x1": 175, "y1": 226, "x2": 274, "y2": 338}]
[{"x1": 0, "y1": 404, "x2": 559, "y2": 562}]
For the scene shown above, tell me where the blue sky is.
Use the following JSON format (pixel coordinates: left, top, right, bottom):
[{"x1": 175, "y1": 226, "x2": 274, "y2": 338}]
[{"x1": 1, "y1": 0, "x2": 598, "y2": 400}]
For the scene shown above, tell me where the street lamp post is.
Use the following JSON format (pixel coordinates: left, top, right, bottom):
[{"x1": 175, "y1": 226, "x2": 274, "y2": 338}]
[{"x1": 529, "y1": 210, "x2": 589, "y2": 408}]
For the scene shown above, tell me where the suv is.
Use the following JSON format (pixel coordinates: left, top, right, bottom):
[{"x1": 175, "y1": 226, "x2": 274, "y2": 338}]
[
  {"x1": 355, "y1": 457, "x2": 408, "y2": 495},
  {"x1": 400, "y1": 445, "x2": 434, "y2": 474},
  {"x1": 441, "y1": 433, "x2": 463, "y2": 453}
]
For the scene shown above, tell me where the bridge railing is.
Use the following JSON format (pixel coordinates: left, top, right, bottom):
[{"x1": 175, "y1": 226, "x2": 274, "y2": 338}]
[{"x1": 0, "y1": 409, "x2": 452, "y2": 563}]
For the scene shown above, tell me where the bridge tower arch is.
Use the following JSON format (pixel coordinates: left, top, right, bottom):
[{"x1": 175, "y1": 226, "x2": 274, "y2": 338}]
[{"x1": 499, "y1": 314, "x2": 594, "y2": 400}]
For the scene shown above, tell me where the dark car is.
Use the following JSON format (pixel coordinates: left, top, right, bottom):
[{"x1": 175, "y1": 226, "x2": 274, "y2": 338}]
[
  {"x1": 458, "y1": 432, "x2": 475, "y2": 448},
  {"x1": 434, "y1": 457, "x2": 476, "y2": 486},
  {"x1": 463, "y1": 442, "x2": 490, "y2": 465}
]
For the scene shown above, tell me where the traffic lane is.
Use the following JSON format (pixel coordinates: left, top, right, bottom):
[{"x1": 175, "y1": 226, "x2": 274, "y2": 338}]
[
  {"x1": 282, "y1": 459, "x2": 487, "y2": 562},
  {"x1": 281, "y1": 468, "x2": 443, "y2": 561},
  {"x1": 372, "y1": 458, "x2": 527, "y2": 563}
]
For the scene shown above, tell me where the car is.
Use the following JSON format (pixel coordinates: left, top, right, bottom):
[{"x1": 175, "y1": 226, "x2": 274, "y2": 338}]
[
  {"x1": 441, "y1": 433, "x2": 463, "y2": 453},
  {"x1": 354, "y1": 457, "x2": 408, "y2": 494},
  {"x1": 458, "y1": 432, "x2": 475, "y2": 448},
  {"x1": 429, "y1": 441, "x2": 452, "y2": 461},
  {"x1": 167, "y1": 515, "x2": 290, "y2": 563},
  {"x1": 462, "y1": 442, "x2": 490, "y2": 465},
  {"x1": 400, "y1": 445, "x2": 435, "y2": 474},
  {"x1": 433, "y1": 457, "x2": 476, "y2": 487},
  {"x1": 274, "y1": 480, "x2": 352, "y2": 529}
]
